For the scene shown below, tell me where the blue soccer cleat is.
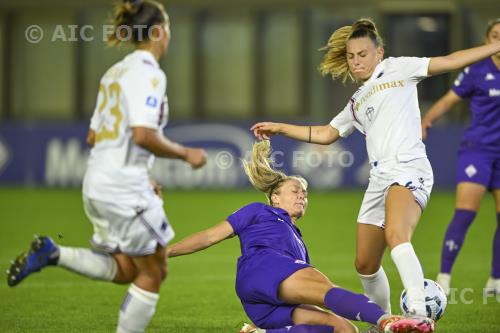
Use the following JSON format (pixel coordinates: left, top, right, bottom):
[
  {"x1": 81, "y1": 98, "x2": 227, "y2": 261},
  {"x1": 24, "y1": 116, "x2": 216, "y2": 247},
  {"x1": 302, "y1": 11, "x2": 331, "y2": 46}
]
[{"x1": 6, "y1": 236, "x2": 59, "y2": 287}]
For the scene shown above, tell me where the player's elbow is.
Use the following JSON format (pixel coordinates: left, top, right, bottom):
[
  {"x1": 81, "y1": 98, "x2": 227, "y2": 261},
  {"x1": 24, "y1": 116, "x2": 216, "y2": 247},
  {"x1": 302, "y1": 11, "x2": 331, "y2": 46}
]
[{"x1": 317, "y1": 125, "x2": 339, "y2": 145}]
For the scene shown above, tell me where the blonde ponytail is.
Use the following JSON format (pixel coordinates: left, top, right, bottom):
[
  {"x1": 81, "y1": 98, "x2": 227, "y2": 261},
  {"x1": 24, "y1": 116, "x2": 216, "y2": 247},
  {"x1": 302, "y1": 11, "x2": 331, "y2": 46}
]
[
  {"x1": 318, "y1": 25, "x2": 354, "y2": 84},
  {"x1": 243, "y1": 141, "x2": 307, "y2": 205}
]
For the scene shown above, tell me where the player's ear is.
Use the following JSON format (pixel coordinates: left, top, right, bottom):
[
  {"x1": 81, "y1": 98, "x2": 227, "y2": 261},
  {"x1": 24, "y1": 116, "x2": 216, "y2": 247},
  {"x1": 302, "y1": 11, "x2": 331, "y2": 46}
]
[
  {"x1": 377, "y1": 47, "x2": 384, "y2": 62},
  {"x1": 271, "y1": 193, "x2": 279, "y2": 207}
]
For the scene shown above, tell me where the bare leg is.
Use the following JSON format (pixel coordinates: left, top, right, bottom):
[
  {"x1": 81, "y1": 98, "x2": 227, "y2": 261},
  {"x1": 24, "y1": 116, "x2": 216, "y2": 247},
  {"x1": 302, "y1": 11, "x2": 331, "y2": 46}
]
[
  {"x1": 117, "y1": 246, "x2": 167, "y2": 333},
  {"x1": 385, "y1": 185, "x2": 425, "y2": 316}
]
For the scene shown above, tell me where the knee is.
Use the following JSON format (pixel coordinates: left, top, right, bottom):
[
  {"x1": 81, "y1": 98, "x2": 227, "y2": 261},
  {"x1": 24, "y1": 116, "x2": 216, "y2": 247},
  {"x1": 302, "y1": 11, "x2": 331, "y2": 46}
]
[
  {"x1": 355, "y1": 257, "x2": 380, "y2": 275},
  {"x1": 384, "y1": 229, "x2": 409, "y2": 249},
  {"x1": 137, "y1": 263, "x2": 167, "y2": 285},
  {"x1": 118, "y1": 270, "x2": 138, "y2": 284}
]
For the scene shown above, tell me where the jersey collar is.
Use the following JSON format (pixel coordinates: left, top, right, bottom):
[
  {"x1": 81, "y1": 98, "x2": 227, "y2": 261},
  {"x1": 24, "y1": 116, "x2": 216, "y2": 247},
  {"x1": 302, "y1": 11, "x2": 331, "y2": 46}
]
[
  {"x1": 362, "y1": 59, "x2": 386, "y2": 86},
  {"x1": 133, "y1": 50, "x2": 160, "y2": 68}
]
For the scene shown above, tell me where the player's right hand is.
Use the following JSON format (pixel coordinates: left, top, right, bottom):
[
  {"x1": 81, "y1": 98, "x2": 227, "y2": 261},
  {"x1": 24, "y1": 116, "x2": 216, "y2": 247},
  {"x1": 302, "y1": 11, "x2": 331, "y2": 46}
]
[
  {"x1": 250, "y1": 122, "x2": 282, "y2": 140},
  {"x1": 421, "y1": 120, "x2": 432, "y2": 140},
  {"x1": 186, "y1": 148, "x2": 207, "y2": 169}
]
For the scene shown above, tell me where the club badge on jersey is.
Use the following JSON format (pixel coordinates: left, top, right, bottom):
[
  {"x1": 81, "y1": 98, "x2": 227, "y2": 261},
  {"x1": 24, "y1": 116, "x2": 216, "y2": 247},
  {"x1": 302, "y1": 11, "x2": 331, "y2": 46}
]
[{"x1": 146, "y1": 96, "x2": 158, "y2": 108}]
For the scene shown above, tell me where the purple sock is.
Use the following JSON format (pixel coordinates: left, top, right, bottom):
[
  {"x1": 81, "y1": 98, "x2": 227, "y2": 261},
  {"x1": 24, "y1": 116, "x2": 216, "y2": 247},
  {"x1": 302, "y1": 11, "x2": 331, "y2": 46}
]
[
  {"x1": 492, "y1": 213, "x2": 500, "y2": 279},
  {"x1": 324, "y1": 287, "x2": 385, "y2": 325},
  {"x1": 440, "y1": 209, "x2": 476, "y2": 273},
  {"x1": 266, "y1": 325, "x2": 333, "y2": 333}
]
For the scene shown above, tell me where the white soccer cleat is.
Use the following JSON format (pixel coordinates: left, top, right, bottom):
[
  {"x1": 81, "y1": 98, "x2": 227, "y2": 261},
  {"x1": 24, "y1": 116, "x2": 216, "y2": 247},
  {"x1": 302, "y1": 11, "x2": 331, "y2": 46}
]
[
  {"x1": 484, "y1": 277, "x2": 500, "y2": 295},
  {"x1": 436, "y1": 273, "x2": 451, "y2": 296}
]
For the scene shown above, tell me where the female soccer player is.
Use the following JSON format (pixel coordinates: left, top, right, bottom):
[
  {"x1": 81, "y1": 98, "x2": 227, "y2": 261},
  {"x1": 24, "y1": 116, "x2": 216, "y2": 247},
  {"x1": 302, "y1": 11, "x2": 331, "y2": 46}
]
[
  {"x1": 421, "y1": 18, "x2": 500, "y2": 295},
  {"x1": 251, "y1": 18, "x2": 500, "y2": 318},
  {"x1": 168, "y1": 141, "x2": 434, "y2": 333},
  {"x1": 6, "y1": 1, "x2": 206, "y2": 332}
]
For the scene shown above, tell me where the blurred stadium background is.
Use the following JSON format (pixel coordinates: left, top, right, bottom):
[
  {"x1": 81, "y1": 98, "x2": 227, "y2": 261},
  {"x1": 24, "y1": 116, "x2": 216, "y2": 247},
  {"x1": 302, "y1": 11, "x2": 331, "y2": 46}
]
[{"x1": 0, "y1": 0, "x2": 499, "y2": 332}]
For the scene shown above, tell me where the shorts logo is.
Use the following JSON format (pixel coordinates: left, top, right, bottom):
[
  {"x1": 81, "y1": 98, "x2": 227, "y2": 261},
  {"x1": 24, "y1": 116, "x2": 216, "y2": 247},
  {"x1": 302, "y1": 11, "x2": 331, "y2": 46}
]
[
  {"x1": 465, "y1": 164, "x2": 477, "y2": 178},
  {"x1": 418, "y1": 177, "x2": 425, "y2": 186},
  {"x1": 146, "y1": 96, "x2": 158, "y2": 108},
  {"x1": 402, "y1": 180, "x2": 423, "y2": 192}
]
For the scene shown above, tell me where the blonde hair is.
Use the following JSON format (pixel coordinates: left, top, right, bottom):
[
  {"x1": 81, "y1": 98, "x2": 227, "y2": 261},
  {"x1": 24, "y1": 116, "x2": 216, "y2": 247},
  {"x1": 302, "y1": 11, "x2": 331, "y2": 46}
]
[
  {"x1": 108, "y1": 0, "x2": 169, "y2": 46},
  {"x1": 318, "y1": 18, "x2": 384, "y2": 84},
  {"x1": 242, "y1": 141, "x2": 308, "y2": 205}
]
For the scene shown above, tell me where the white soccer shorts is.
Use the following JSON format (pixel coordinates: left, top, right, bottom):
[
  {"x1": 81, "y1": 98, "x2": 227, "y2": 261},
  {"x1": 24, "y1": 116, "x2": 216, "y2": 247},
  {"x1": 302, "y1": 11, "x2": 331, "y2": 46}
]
[
  {"x1": 83, "y1": 192, "x2": 175, "y2": 256},
  {"x1": 357, "y1": 157, "x2": 434, "y2": 228}
]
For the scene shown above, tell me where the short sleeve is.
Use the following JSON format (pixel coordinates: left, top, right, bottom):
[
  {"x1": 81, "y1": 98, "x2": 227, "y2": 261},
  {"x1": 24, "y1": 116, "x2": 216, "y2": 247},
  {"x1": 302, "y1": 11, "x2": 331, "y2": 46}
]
[
  {"x1": 330, "y1": 104, "x2": 355, "y2": 138},
  {"x1": 451, "y1": 67, "x2": 474, "y2": 99},
  {"x1": 390, "y1": 57, "x2": 430, "y2": 82},
  {"x1": 121, "y1": 68, "x2": 167, "y2": 130},
  {"x1": 227, "y1": 202, "x2": 264, "y2": 235},
  {"x1": 89, "y1": 109, "x2": 99, "y2": 131}
]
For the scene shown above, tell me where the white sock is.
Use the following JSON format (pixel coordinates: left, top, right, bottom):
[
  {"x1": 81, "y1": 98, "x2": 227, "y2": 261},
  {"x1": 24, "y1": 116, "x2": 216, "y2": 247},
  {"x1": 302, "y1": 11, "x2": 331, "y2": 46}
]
[
  {"x1": 58, "y1": 246, "x2": 117, "y2": 281},
  {"x1": 117, "y1": 284, "x2": 159, "y2": 333},
  {"x1": 358, "y1": 266, "x2": 392, "y2": 314},
  {"x1": 391, "y1": 242, "x2": 426, "y2": 316}
]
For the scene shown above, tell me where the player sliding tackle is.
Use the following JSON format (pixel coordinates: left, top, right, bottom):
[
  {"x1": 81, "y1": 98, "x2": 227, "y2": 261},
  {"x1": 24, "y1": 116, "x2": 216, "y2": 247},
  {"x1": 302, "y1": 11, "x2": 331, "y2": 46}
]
[
  {"x1": 251, "y1": 18, "x2": 500, "y2": 329},
  {"x1": 168, "y1": 141, "x2": 435, "y2": 333}
]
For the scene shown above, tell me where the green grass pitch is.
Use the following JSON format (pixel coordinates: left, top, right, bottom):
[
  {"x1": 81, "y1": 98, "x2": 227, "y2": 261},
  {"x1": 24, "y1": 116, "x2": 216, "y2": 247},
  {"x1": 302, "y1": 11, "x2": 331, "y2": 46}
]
[{"x1": 0, "y1": 188, "x2": 499, "y2": 332}]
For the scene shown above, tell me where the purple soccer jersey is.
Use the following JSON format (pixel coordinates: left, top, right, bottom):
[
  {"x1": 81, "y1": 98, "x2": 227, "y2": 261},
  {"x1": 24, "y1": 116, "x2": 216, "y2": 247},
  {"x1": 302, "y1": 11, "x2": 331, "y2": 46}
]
[
  {"x1": 227, "y1": 202, "x2": 309, "y2": 263},
  {"x1": 227, "y1": 203, "x2": 311, "y2": 328},
  {"x1": 452, "y1": 57, "x2": 500, "y2": 150}
]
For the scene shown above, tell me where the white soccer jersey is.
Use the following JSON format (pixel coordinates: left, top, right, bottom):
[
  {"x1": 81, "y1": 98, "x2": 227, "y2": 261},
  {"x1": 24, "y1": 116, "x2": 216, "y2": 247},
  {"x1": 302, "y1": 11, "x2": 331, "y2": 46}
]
[
  {"x1": 83, "y1": 50, "x2": 169, "y2": 203},
  {"x1": 330, "y1": 57, "x2": 430, "y2": 163}
]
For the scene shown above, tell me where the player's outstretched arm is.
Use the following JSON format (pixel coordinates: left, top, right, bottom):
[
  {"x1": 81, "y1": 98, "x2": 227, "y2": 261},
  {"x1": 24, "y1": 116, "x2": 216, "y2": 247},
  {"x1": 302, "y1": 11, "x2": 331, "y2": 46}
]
[
  {"x1": 428, "y1": 41, "x2": 500, "y2": 76},
  {"x1": 168, "y1": 221, "x2": 235, "y2": 257},
  {"x1": 250, "y1": 122, "x2": 340, "y2": 145},
  {"x1": 132, "y1": 127, "x2": 207, "y2": 169},
  {"x1": 421, "y1": 90, "x2": 462, "y2": 140}
]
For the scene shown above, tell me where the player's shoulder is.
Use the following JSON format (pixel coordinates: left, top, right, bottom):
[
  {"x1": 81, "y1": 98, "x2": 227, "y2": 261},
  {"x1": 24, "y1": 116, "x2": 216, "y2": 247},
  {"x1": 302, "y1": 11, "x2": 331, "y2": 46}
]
[
  {"x1": 122, "y1": 52, "x2": 166, "y2": 81},
  {"x1": 384, "y1": 56, "x2": 427, "y2": 68},
  {"x1": 463, "y1": 58, "x2": 491, "y2": 76},
  {"x1": 239, "y1": 202, "x2": 267, "y2": 211},
  {"x1": 230, "y1": 202, "x2": 267, "y2": 216}
]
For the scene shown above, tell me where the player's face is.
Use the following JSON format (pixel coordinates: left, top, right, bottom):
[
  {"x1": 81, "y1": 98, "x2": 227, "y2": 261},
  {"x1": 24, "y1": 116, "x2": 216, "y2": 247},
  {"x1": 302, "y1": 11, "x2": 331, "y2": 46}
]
[
  {"x1": 486, "y1": 23, "x2": 500, "y2": 58},
  {"x1": 272, "y1": 179, "x2": 308, "y2": 220},
  {"x1": 346, "y1": 37, "x2": 383, "y2": 82},
  {"x1": 160, "y1": 22, "x2": 171, "y2": 54}
]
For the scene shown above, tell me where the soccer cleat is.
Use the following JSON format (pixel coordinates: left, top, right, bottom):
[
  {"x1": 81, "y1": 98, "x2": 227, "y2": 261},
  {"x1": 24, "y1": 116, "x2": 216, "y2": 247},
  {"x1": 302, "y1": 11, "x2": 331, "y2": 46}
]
[
  {"x1": 362, "y1": 325, "x2": 383, "y2": 333},
  {"x1": 6, "y1": 236, "x2": 59, "y2": 287},
  {"x1": 239, "y1": 323, "x2": 265, "y2": 333},
  {"x1": 379, "y1": 315, "x2": 435, "y2": 333},
  {"x1": 436, "y1": 272, "x2": 451, "y2": 296},
  {"x1": 484, "y1": 277, "x2": 500, "y2": 295}
]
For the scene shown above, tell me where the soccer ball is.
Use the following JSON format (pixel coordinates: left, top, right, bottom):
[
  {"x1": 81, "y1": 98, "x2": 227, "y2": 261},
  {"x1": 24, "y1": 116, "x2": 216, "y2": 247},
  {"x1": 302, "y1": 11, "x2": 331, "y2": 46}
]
[{"x1": 400, "y1": 279, "x2": 447, "y2": 321}]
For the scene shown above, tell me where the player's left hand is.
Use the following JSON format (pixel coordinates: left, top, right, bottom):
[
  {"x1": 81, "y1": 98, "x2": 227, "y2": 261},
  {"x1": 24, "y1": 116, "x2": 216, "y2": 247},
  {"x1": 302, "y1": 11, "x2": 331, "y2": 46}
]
[
  {"x1": 150, "y1": 179, "x2": 163, "y2": 197},
  {"x1": 250, "y1": 122, "x2": 282, "y2": 140}
]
